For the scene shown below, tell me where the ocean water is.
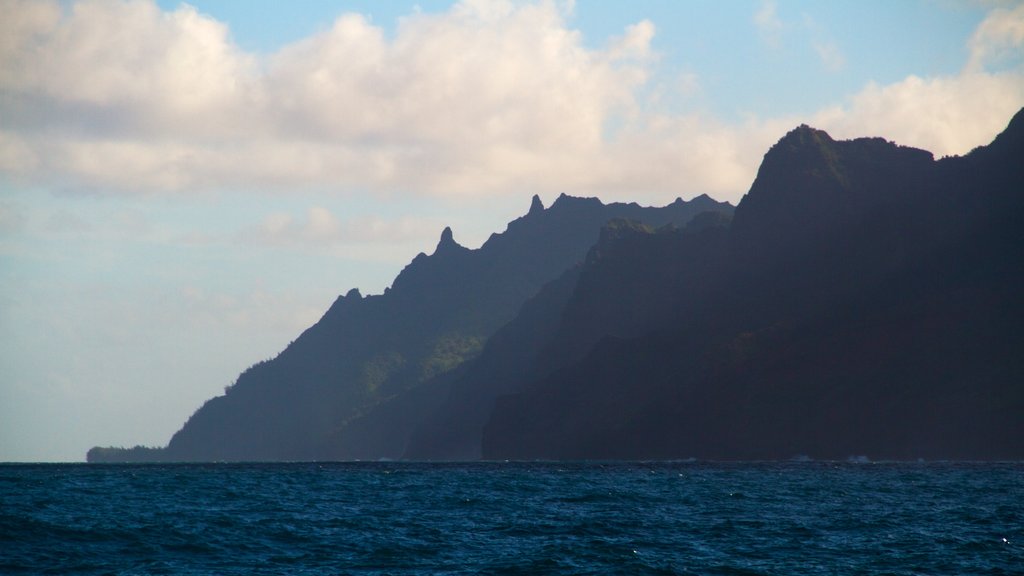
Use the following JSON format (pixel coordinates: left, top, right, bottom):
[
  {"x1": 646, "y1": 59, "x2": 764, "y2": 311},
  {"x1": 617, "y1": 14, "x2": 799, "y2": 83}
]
[{"x1": 2, "y1": 462, "x2": 1021, "y2": 575}]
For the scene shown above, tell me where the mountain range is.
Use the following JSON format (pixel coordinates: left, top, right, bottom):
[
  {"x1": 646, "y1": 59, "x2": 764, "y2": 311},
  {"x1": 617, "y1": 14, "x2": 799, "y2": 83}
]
[
  {"x1": 89, "y1": 107, "x2": 1023, "y2": 462},
  {"x1": 88, "y1": 193, "x2": 732, "y2": 462},
  {"x1": 484, "y1": 109, "x2": 1024, "y2": 460}
]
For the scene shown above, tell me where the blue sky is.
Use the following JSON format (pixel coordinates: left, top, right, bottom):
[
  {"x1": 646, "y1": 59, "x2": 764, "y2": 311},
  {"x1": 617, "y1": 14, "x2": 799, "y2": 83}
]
[{"x1": 2, "y1": 0, "x2": 1022, "y2": 461}]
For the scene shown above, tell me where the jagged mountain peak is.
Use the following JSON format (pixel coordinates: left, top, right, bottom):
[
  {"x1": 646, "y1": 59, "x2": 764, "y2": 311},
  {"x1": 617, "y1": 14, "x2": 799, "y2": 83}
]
[
  {"x1": 433, "y1": 226, "x2": 462, "y2": 255},
  {"x1": 780, "y1": 123, "x2": 833, "y2": 145},
  {"x1": 731, "y1": 123, "x2": 938, "y2": 262},
  {"x1": 482, "y1": 108, "x2": 1024, "y2": 462},
  {"x1": 751, "y1": 122, "x2": 937, "y2": 192},
  {"x1": 88, "y1": 163, "x2": 735, "y2": 463},
  {"x1": 320, "y1": 286, "x2": 365, "y2": 321},
  {"x1": 528, "y1": 194, "x2": 544, "y2": 216},
  {"x1": 758, "y1": 124, "x2": 842, "y2": 178},
  {"x1": 766, "y1": 122, "x2": 937, "y2": 172}
]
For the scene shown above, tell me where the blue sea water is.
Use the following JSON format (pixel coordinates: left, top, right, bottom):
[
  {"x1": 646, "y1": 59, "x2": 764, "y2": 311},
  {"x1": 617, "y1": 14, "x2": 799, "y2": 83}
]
[{"x1": 1, "y1": 462, "x2": 1022, "y2": 575}]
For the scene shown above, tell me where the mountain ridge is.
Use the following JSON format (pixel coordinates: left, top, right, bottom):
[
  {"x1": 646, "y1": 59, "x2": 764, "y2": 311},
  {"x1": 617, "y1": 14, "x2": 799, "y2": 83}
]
[
  {"x1": 88, "y1": 193, "x2": 732, "y2": 462},
  {"x1": 88, "y1": 108, "x2": 1023, "y2": 463},
  {"x1": 481, "y1": 107, "x2": 1024, "y2": 461}
]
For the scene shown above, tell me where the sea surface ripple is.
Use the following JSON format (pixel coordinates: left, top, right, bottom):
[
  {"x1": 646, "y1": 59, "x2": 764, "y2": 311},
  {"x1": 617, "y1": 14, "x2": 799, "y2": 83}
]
[{"x1": 2, "y1": 462, "x2": 1022, "y2": 574}]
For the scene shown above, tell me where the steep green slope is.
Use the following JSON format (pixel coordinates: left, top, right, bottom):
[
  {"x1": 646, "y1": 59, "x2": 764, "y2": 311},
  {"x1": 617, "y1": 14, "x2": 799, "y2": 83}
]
[
  {"x1": 89, "y1": 194, "x2": 732, "y2": 462},
  {"x1": 406, "y1": 212, "x2": 731, "y2": 460}
]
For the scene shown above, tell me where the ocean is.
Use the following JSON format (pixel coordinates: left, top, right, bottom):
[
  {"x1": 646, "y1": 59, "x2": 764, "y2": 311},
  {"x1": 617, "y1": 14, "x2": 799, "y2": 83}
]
[{"x1": 2, "y1": 462, "x2": 1021, "y2": 575}]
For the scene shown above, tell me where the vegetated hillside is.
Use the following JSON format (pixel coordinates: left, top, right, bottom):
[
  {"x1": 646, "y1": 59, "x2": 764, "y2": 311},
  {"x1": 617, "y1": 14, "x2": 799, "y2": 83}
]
[
  {"x1": 405, "y1": 212, "x2": 732, "y2": 460},
  {"x1": 482, "y1": 108, "x2": 1024, "y2": 461},
  {"x1": 87, "y1": 194, "x2": 732, "y2": 462}
]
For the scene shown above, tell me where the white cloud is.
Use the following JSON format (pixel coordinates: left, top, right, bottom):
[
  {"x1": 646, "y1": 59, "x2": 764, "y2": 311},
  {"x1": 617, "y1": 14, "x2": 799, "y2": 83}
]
[
  {"x1": 608, "y1": 20, "x2": 656, "y2": 61},
  {"x1": 0, "y1": 0, "x2": 259, "y2": 135},
  {"x1": 0, "y1": 0, "x2": 661, "y2": 197},
  {"x1": 0, "y1": 1, "x2": 61, "y2": 70},
  {"x1": 813, "y1": 71, "x2": 1024, "y2": 157},
  {"x1": 0, "y1": 0, "x2": 1022, "y2": 205},
  {"x1": 745, "y1": 3, "x2": 1023, "y2": 163},
  {"x1": 0, "y1": 0, "x2": 768, "y2": 203},
  {"x1": 967, "y1": 3, "x2": 1024, "y2": 72}
]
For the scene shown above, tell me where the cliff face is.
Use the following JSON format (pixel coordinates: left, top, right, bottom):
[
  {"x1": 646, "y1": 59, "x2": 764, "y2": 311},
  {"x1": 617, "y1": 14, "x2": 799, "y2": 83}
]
[
  {"x1": 89, "y1": 194, "x2": 732, "y2": 462},
  {"x1": 89, "y1": 109, "x2": 1024, "y2": 463},
  {"x1": 482, "y1": 108, "x2": 1024, "y2": 461},
  {"x1": 405, "y1": 214, "x2": 733, "y2": 460}
]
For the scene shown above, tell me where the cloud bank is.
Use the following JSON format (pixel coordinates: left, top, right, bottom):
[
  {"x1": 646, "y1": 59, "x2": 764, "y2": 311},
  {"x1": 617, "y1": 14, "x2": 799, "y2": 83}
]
[{"x1": 1, "y1": 0, "x2": 1022, "y2": 202}]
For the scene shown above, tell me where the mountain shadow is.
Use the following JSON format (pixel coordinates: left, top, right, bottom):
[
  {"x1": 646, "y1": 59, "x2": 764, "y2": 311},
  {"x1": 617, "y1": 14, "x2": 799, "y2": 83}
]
[
  {"x1": 87, "y1": 194, "x2": 732, "y2": 462},
  {"x1": 482, "y1": 108, "x2": 1024, "y2": 461},
  {"x1": 405, "y1": 212, "x2": 732, "y2": 460}
]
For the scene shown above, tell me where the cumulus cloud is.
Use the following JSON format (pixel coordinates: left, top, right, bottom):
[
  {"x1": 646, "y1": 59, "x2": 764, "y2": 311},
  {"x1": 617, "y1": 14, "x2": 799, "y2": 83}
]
[
  {"x1": 0, "y1": 0, "x2": 1022, "y2": 204},
  {"x1": 745, "y1": 3, "x2": 1022, "y2": 162},
  {"x1": 797, "y1": 3, "x2": 1024, "y2": 163},
  {"x1": 0, "y1": 0, "x2": 259, "y2": 134},
  {"x1": 812, "y1": 71, "x2": 1024, "y2": 158},
  {"x1": 0, "y1": 0, "x2": 658, "y2": 196},
  {"x1": 608, "y1": 20, "x2": 656, "y2": 61}
]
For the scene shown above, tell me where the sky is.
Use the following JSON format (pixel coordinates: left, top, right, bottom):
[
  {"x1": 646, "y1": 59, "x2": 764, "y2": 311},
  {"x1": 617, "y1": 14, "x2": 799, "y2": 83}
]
[{"x1": 1, "y1": 0, "x2": 1022, "y2": 462}]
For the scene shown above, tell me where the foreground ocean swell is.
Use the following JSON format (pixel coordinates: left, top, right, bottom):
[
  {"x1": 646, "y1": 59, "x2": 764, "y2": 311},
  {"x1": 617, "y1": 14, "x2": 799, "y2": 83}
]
[{"x1": 1, "y1": 462, "x2": 1022, "y2": 575}]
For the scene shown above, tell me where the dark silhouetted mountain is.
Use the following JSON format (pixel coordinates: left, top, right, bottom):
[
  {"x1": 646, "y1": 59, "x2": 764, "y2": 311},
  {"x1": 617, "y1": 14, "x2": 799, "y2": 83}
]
[
  {"x1": 402, "y1": 266, "x2": 584, "y2": 460},
  {"x1": 88, "y1": 193, "x2": 731, "y2": 462},
  {"x1": 406, "y1": 213, "x2": 731, "y2": 460},
  {"x1": 483, "y1": 108, "x2": 1024, "y2": 461}
]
